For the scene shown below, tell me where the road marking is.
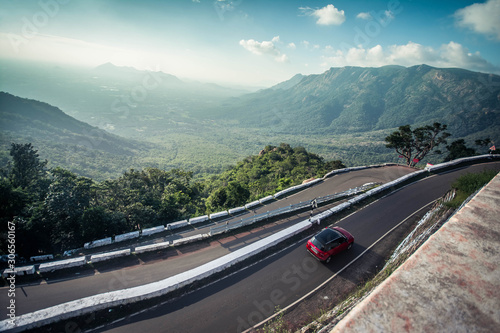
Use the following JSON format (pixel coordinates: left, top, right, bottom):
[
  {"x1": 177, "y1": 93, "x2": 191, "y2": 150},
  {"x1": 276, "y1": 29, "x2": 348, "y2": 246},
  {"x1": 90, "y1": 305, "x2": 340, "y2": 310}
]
[{"x1": 246, "y1": 198, "x2": 439, "y2": 332}]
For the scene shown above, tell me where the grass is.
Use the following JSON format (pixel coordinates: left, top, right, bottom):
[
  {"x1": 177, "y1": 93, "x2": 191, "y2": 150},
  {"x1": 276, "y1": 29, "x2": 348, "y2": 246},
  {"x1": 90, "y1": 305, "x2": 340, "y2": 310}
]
[{"x1": 445, "y1": 170, "x2": 497, "y2": 209}]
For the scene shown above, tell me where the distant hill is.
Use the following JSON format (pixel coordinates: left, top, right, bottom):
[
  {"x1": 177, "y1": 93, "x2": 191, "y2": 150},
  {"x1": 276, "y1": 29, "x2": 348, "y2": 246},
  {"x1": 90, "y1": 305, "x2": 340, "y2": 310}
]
[
  {"x1": 269, "y1": 74, "x2": 305, "y2": 91},
  {"x1": 214, "y1": 65, "x2": 500, "y2": 141},
  {"x1": 1, "y1": 62, "x2": 498, "y2": 177},
  {"x1": 0, "y1": 92, "x2": 153, "y2": 180},
  {"x1": 0, "y1": 60, "x2": 250, "y2": 138}
]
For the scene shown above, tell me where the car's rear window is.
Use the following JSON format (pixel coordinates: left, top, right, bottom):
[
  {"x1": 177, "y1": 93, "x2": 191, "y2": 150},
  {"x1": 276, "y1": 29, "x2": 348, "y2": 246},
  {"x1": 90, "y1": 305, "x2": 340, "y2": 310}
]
[{"x1": 311, "y1": 229, "x2": 342, "y2": 249}]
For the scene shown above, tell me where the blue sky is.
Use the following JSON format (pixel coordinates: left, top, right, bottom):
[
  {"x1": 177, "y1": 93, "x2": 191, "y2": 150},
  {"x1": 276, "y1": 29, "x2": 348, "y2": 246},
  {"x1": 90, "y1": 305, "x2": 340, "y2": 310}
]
[{"x1": 1, "y1": 0, "x2": 499, "y2": 86}]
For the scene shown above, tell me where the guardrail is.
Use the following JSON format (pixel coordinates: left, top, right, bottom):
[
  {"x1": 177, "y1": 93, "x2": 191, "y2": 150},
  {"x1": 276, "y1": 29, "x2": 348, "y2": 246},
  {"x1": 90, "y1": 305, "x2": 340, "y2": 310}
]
[
  {"x1": 425, "y1": 154, "x2": 499, "y2": 172},
  {"x1": 209, "y1": 183, "x2": 377, "y2": 236},
  {"x1": 75, "y1": 163, "x2": 397, "y2": 251}
]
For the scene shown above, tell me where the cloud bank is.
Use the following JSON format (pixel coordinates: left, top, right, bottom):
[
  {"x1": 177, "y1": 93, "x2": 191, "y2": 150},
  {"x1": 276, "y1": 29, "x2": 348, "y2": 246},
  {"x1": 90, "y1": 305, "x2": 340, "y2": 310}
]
[
  {"x1": 455, "y1": 0, "x2": 500, "y2": 40},
  {"x1": 322, "y1": 41, "x2": 500, "y2": 74}
]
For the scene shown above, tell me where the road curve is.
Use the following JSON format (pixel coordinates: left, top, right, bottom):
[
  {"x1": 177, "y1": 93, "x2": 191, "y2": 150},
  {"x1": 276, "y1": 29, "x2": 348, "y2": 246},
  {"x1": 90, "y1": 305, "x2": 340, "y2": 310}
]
[
  {"x1": 0, "y1": 165, "x2": 415, "y2": 318},
  {"x1": 94, "y1": 162, "x2": 500, "y2": 333}
]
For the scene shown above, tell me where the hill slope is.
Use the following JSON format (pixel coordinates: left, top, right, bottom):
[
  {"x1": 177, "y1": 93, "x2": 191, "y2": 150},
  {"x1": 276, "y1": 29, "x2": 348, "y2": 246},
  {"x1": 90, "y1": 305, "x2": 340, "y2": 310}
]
[
  {"x1": 0, "y1": 92, "x2": 153, "y2": 180},
  {"x1": 215, "y1": 65, "x2": 500, "y2": 141}
]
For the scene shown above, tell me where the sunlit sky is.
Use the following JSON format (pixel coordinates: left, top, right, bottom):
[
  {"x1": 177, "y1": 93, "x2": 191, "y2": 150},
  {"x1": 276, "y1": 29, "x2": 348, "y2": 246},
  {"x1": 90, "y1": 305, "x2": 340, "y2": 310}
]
[{"x1": 1, "y1": 0, "x2": 499, "y2": 86}]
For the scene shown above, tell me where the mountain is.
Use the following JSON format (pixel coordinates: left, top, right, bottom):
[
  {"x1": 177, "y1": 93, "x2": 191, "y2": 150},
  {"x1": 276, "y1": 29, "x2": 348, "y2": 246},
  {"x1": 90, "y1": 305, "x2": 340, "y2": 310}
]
[
  {"x1": 270, "y1": 74, "x2": 305, "y2": 91},
  {"x1": 93, "y1": 62, "x2": 184, "y2": 86},
  {"x1": 0, "y1": 60, "x2": 249, "y2": 139},
  {"x1": 1, "y1": 62, "x2": 498, "y2": 177},
  {"x1": 0, "y1": 92, "x2": 153, "y2": 180},
  {"x1": 214, "y1": 65, "x2": 500, "y2": 141}
]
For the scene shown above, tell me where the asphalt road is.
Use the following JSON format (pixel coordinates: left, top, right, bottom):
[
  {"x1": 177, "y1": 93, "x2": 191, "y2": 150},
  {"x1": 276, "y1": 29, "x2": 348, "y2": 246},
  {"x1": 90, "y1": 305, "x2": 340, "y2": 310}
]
[
  {"x1": 94, "y1": 161, "x2": 500, "y2": 333},
  {"x1": 0, "y1": 165, "x2": 415, "y2": 318}
]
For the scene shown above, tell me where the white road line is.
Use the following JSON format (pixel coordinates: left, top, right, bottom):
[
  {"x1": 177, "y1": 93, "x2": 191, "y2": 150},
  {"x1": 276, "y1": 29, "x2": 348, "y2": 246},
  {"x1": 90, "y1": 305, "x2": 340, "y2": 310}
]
[{"x1": 246, "y1": 198, "x2": 439, "y2": 332}]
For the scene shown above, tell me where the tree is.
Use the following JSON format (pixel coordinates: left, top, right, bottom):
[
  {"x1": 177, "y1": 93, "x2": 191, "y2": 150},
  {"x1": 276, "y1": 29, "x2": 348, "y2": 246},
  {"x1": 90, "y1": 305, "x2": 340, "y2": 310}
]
[
  {"x1": 385, "y1": 123, "x2": 450, "y2": 167},
  {"x1": 39, "y1": 168, "x2": 94, "y2": 251},
  {"x1": 80, "y1": 207, "x2": 127, "y2": 243},
  {"x1": 475, "y1": 137, "x2": 498, "y2": 154},
  {"x1": 444, "y1": 139, "x2": 476, "y2": 161},
  {"x1": 8, "y1": 143, "x2": 48, "y2": 190}
]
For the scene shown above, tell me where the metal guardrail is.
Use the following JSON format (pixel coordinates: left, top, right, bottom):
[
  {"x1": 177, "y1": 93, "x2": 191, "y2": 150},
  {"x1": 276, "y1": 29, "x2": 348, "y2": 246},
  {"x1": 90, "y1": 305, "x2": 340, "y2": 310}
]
[{"x1": 209, "y1": 183, "x2": 378, "y2": 236}]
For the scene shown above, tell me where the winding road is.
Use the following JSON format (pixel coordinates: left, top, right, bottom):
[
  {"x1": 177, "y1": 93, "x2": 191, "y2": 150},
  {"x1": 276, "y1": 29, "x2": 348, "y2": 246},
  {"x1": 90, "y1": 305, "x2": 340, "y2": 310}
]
[
  {"x1": 2, "y1": 162, "x2": 499, "y2": 333},
  {"x1": 95, "y1": 161, "x2": 500, "y2": 333},
  {"x1": 0, "y1": 165, "x2": 414, "y2": 318}
]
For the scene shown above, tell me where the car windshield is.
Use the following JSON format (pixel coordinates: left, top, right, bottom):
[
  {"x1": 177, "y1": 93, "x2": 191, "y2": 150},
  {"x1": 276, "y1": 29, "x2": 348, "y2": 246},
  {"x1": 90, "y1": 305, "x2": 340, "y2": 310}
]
[{"x1": 311, "y1": 229, "x2": 343, "y2": 250}]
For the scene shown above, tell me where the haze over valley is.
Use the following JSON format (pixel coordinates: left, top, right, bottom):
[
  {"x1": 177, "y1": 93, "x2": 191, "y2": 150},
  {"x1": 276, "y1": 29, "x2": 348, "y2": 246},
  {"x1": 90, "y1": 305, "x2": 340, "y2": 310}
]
[{"x1": 1, "y1": 0, "x2": 499, "y2": 179}]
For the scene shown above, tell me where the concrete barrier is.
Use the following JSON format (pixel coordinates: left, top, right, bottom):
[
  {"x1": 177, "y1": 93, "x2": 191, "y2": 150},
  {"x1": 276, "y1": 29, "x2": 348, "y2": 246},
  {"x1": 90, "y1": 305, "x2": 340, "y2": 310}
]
[
  {"x1": 114, "y1": 231, "x2": 140, "y2": 243},
  {"x1": 274, "y1": 185, "x2": 300, "y2": 199},
  {"x1": 84, "y1": 237, "x2": 112, "y2": 249},
  {"x1": 141, "y1": 226, "x2": 166, "y2": 237},
  {"x1": 425, "y1": 154, "x2": 499, "y2": 172},
  {"x1": 209, "y1": 211, "x2": 229, "y2": 220},
  {"x1": 229, "y1": 206, "x2": 246, "y2": 215},
  {"x1": 30, "y1": 255, "x2": 54, "y2": 262},
  {"x1": 245, "y1": 200, "x2": 261, "y2": 210},
  {"x1": 189, "y1": 215, "x2": 209, "y2": 225},
  {"x1": 167, "y1": 220, "x2": 189, "y2": 230},
  {"x1": 90, "y1": 249, "x2": 131, "y2": 263},
  {"x1": 38, "y1": 257, "x2": 87, "y2": 273},
  {"x1": 172, "y1": 234, "x2": 208, "y2": 247},
  {"x1": 2, "y1": 266, "x2": 35, "y2": 277},
  {"x1": 134, "y1": 241, "x2": 171, "y2": 254},
  {"x1": 259, "y1": 195, "x2": 274, "y2": 204}
]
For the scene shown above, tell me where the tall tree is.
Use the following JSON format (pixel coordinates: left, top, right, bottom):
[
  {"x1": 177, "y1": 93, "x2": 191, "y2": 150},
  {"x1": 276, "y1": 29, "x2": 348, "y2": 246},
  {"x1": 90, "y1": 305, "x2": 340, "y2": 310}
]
[
  {"x1": 9, "y1": 143, "x2": 48, "y2": 190},
  {"x1": 385, "y1": 123, "x2": 450, "y2": 167},
  {"x1": 445, "y1": 139, "x2": 476, "y2": 161}
]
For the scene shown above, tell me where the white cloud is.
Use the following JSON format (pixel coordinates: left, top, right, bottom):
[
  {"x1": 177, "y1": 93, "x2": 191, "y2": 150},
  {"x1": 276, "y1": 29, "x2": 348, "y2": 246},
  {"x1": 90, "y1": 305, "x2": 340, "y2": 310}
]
[
  {"x1": 356, "y1": 12, "x2": 372, "y2": 20},
  {"x1": 321, "y1": 41, "x2": 499, "y2": 74},
  {"x1": 455, "y1": 0, "x2": 500, "y2": 40},
  {"x1": 288, "y1": 42, "x2": 296, "y2": 49},
  {"x1": 239, "y1": 36, "x2": 289, "y2": 62},
  {"x1": 301, "y1": 4, "x2": 346, "y2": 26}
]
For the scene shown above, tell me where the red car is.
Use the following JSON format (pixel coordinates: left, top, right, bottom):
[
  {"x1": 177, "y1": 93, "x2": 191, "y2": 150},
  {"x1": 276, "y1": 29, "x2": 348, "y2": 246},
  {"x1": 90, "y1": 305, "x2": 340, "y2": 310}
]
[{"x1": 306, "y1": 226, "x2": 354, "y2": 263}]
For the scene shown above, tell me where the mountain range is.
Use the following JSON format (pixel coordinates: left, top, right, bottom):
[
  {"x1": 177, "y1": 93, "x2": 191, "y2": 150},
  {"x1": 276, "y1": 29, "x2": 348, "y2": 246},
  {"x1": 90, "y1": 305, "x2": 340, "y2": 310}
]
[
  {"x1": 214, "y1": 65, "x2": 500, "y2": 140},
  {"x1": 1, "y1": 61, "x2": 499, "y2": 179}
]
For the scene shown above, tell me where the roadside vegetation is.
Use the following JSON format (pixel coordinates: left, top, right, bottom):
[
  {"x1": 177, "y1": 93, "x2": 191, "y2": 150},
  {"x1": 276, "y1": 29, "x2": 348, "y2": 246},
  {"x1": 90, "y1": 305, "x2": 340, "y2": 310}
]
[
  {"x1": 0, "y1": 142, "x2": 342, "y2": 258},
  {"x1": 445, "y1": 169, "x2": 498, "y2": 209}
]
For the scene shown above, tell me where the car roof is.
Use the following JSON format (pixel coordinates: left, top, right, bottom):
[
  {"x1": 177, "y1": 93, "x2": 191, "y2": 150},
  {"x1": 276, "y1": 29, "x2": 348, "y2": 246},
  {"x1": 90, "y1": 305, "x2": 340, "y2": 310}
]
[{"x1": 315, "y1": 228, "x2": 343, "y2": 244}]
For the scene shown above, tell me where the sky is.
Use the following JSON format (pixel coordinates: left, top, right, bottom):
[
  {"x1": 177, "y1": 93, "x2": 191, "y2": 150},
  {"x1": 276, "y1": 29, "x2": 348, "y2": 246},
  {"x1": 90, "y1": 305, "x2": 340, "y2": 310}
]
[{"x1": 0, "y1": 0, "x2": 499, "y2": 87}]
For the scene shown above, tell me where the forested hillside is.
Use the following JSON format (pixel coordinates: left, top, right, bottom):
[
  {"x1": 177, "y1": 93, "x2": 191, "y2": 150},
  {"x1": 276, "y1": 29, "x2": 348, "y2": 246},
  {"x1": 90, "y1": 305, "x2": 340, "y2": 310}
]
[
  {"x1": 215, "y1": 65, "x2": 500, "y2": 141},
  {"x1": 0, "y1": 92, "x2": 153, "y2": 180}
]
